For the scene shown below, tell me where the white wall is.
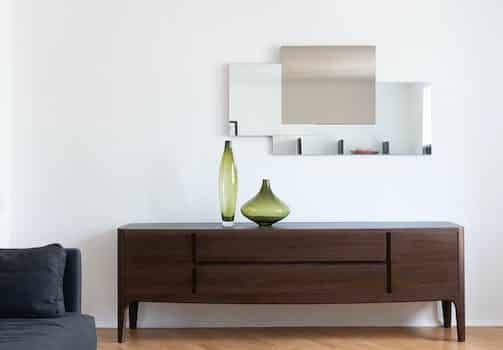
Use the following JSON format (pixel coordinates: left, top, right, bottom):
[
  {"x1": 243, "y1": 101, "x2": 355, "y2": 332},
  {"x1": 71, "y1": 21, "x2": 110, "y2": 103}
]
[
  {"x1": 8, "y1": 0, "x2": 503, "y2": 327},
  {"x1": 0, "y1": 0, "x2": 12, "y2": 247}
]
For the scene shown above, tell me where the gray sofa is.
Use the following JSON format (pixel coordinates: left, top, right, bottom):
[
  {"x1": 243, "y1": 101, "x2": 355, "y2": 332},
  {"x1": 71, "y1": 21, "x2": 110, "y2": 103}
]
[{"x1": 0, "y1": 249, "x2": 97, "y2": 350}]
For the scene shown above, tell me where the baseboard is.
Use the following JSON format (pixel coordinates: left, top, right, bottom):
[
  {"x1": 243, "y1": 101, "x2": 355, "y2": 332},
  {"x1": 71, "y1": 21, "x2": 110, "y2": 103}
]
[
  {"x1": 95, "y1": 320, "x2": 503, "y2": 328},
  {"x1": 465, "y1": 320, "x2": 503, "y2": 326}
]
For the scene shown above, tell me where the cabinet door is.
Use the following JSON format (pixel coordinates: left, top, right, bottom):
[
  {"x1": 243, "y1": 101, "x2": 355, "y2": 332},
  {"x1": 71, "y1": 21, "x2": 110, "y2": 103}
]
[
  {"x1": 391, "y1": 230, "x2": 459, "y2": 300},
  {"x1": 125, "y1": 231, "x2": 192, "y2": 298}
]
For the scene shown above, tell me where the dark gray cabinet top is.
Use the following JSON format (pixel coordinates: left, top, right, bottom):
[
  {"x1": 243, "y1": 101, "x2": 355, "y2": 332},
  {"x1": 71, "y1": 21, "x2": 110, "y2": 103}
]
[{"x1": 119, "y1": 222, "x2": 462, "y2": 231}]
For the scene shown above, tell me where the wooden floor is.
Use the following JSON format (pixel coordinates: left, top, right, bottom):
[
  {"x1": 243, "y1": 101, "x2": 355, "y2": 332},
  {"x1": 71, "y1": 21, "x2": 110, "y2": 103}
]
[{"x1": 98, "y1": 327, "x2": 503, "y2": 350}]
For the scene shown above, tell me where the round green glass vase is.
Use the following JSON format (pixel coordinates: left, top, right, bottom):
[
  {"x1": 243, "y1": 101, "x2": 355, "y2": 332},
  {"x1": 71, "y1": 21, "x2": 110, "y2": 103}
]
[
  {"x1": 241, "y1": 179, "x2": 290, "y2": 227},
  {"x1": 219, "y1": 140, "x2": 238, "y2": 227}
]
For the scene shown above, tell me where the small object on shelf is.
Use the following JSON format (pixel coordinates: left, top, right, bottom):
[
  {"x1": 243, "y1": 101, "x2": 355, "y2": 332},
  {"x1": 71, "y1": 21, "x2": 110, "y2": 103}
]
[
  {"x1": 382, "y1": 141, "x2": 390, "y2": 155},
  {"x1": 423, "y1": 144, "x2": 432, "y2": 155},
  {"x1": 296, "y1": 137, "x2": 302, "y2": 155},
  {"x1": 351, "y1": 148, "x2": 379, "y2": 155},
  {"x1": 337, "y1": 140, "x2": 344, "y2": 155},
  {"x1": 219, "y1": 140, "x2": 238, "y2": 227},
  {"x1": 228, "y1": 121, "x2": 238, "y2": 136},
  {"x1": 241, "y1": 179, "x2": 290, "y2": 227}
]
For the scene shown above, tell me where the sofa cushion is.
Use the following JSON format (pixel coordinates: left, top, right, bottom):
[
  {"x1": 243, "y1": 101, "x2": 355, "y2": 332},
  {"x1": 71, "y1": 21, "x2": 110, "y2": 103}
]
[
  {"x1": 0, "y1": 244, "x2": 66, "y2": 318},
  {"x1": 0, "y1": 313, "x2": 96, "y2": 350}
]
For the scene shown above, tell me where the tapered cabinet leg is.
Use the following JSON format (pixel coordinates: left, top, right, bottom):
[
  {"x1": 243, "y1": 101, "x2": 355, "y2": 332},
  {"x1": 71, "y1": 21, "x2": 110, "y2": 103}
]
[
  {"x1": 454, "y1": 299, "x2": 465, "y2": 342},
  {"x1": 441, "y1": 300, "x2": 452, "y2": 328},
  {"x1": 129, "y1": 301, "x2": 139, "y2": 329},
  {"x1": 118, "y1": 303, "x2": 127, "y2": 343}
]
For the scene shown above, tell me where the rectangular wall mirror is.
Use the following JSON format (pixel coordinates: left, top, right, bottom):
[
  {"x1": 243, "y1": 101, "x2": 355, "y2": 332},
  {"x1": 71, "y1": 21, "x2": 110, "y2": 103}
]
[{"x1": 228, "y1": 47, "x2": 432, "y2": 156}]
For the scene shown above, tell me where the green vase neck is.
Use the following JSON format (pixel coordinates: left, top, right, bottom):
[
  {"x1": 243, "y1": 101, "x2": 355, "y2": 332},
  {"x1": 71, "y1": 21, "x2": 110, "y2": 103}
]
[{"x1": 259, "y1": 179, "x2": 272, "y2": 195}]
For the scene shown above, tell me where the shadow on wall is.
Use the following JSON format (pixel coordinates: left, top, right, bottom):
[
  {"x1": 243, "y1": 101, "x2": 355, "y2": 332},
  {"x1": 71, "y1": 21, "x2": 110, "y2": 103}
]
[
  {"x1": 133, "y1": 302, "x2": 443, "y2": 328},
  {"x1": 219, "y1": 64, "x2": 229, "y2": 137},
  {"x1": 79, "y1": 229, "x2": 117, "y2": 323}
]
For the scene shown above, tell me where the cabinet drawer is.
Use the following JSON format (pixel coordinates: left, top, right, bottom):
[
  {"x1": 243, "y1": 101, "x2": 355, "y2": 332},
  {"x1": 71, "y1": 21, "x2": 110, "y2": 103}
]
[
  {"x1": 127, "y1": 264, "x2": 192, "y2": 297},
  {"x1": 125, "y1": 231, "x2": 192, "y2": 297},
  {"x1": 125, "y1": 231, "x2": 192, "y2": 263},
  {"x1": 196, "y1": 264, "x2": 387, "y2": 303},
  {"x1": 196, "y1": 231, "x2": 385, "y2": 262}
]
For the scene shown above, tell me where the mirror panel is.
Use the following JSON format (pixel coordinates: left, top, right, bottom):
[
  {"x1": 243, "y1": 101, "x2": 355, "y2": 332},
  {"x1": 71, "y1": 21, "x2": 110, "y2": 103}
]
[
  {"x1": 271, "y1": 83, "x2": 431, "y2": 155},
  {"x1": 281, "y1": 46, "x2": 376, "y2": 125},
  {"x1": 228, "y1": 64, "x2": 281, "y2": 136},
  {"x1": 228, "y1": 63, "x2": 432, "y2": 156}
]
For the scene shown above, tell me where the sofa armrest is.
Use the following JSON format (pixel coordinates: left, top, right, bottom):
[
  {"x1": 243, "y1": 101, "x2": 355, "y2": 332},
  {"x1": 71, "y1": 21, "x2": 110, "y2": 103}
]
[{"x1": 63, "y1": 248, "x2": 82, "y2": 313}]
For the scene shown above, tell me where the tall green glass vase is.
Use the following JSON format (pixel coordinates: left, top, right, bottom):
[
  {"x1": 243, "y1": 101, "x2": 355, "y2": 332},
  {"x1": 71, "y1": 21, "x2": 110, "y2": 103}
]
[{"x1": 219, "y1": 140, "x2": 238, "y2": 227}]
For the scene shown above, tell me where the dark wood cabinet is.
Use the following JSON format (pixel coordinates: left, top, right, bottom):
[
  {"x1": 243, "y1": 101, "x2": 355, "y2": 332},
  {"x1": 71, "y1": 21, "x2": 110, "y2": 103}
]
[{"x1": 118, "y1": 222, "x2": 465, "y2": 343}]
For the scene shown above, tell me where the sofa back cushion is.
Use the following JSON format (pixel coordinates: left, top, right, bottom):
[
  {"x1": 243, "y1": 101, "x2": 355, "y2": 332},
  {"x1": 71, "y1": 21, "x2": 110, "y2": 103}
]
[{"x1": 0, "y1": 244, "x2": 66, "y2": 318}]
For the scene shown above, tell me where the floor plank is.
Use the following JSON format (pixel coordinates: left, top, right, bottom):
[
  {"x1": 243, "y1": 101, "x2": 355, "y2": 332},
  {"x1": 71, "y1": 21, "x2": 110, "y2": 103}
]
[{"x1": 97, "y1": 327, "x2": 503, "y2": 350}]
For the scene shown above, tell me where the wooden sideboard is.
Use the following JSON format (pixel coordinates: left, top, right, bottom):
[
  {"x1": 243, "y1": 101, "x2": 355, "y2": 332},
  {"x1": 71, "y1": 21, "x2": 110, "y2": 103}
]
[{"x1": 117, "y1": 222, "x2": 465, "y2": 342}]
